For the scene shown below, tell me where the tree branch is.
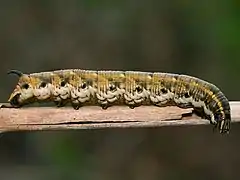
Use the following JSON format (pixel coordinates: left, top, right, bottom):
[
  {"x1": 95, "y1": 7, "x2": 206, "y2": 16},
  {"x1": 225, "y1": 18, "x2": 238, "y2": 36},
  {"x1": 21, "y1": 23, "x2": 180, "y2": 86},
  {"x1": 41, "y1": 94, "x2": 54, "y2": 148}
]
[{"x1": 0, "y1": 102, "x2": 239, "y2": 132}]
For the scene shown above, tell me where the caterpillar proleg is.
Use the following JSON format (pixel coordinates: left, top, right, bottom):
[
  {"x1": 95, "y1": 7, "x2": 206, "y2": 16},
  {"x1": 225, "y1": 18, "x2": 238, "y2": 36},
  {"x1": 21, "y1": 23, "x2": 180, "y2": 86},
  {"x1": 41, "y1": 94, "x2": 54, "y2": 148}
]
[{"x1": 4, "y1": 69, "x2": 231, "y2": 134}]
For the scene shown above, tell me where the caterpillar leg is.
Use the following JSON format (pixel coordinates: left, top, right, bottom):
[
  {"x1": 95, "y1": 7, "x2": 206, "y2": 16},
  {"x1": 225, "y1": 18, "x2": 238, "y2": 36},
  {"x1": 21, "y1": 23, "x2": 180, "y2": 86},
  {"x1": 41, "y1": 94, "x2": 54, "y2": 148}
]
[
  {"x1": 181, "y1": 107, "x2": 208, "y2": 120},
  {"x1": 0, "y1": 103, "x2": 20, "y2": 108},
  {"x1": 127, "y1": 102, "x2": 142, "y2": 109},
  {"x1": 54, "y1": 100, "x2": 68, "y2": 107},
  {"x1": 101, "y1": 104, "x2": 110, "y2": 110},
  {"x1": 128, "y1": 105, "x2": 136, "y2": 109},
  {"x1": 71, "y1": 103, "x2": 82, "y2": 110},
  {"x1": 176, "y1": 103, "x2": 193, "y2": 109},
  {"x1": 183, "y1": 107, "x2": 217, "y2": 125},
  {"x1": 192, "y1": 107, "x2": 210, "y2": 120}
]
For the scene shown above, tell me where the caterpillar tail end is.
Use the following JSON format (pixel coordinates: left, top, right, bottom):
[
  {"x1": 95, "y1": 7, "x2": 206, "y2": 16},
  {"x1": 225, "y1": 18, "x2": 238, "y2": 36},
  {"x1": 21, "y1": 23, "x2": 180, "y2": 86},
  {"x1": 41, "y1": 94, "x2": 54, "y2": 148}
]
[
  {"x1": 220, "y1": 119, "x2": 231, "y2": 134},
  {"x1": 214, "y1": 114, "x2": 231, "y2": 134}
]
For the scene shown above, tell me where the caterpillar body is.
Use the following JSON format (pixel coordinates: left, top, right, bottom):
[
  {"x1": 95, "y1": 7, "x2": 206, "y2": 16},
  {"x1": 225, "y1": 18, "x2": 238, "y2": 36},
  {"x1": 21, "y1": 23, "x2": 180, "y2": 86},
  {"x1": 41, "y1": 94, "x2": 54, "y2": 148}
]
[{"x1": 5, "y1": 69, "x2": 231, "y2": 134}]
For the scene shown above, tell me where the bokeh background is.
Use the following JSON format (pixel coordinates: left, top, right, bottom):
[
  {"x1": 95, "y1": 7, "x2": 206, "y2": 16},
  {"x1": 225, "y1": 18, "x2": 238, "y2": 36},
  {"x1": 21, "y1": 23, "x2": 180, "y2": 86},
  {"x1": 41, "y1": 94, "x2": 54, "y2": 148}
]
[{"x1": 0, "y1": 0, "x2": 240, "y2": 180}]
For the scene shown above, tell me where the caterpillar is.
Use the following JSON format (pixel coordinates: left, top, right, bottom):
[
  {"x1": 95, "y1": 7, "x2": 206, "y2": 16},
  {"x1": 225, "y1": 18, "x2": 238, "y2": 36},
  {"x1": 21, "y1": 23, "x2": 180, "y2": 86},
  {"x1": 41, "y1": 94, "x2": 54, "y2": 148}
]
[{"x1": 3, "y1": 69, "x2": 231, "y2": 134}]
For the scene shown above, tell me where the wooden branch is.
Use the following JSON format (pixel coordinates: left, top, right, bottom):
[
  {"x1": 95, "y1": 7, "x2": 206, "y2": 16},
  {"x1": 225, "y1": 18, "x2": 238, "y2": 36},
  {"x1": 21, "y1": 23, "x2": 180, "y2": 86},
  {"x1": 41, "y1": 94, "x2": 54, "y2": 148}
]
[{"x1": 0, "y1": 101, "x2": 239, "y2": 133}]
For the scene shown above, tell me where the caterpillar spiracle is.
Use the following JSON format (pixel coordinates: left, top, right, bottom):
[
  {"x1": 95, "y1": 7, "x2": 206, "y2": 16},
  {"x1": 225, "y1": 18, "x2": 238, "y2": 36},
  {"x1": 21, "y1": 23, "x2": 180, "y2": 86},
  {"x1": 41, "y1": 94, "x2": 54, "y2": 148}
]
[{"x1": 4, "y1": 69, "x2": 231, "y2": 134}]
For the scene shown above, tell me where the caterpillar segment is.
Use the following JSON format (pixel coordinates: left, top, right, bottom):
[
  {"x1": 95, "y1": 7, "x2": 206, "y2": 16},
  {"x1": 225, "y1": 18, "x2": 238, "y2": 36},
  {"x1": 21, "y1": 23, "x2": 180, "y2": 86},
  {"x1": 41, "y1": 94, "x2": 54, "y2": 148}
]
[
  {"x1": 68, "y1": 70, "x2": 98, "y2": 109},
  {"x1": 150, "y1": 73, "x2": 177, "y2": 107},
  {"x1": 96, "y1": 71, "x2": 125, "y2": 109},
  {"x1": 124, "y1": 71, "x2": 152, "y2": 108},
  {"x1": 5, "y1": 69, "x2": 231, "y2": 134}
]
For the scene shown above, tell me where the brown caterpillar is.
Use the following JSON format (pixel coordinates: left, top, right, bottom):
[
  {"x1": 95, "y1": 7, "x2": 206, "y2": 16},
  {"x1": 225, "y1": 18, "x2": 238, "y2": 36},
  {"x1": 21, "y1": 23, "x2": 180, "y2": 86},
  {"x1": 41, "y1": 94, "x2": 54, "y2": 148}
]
[{"x1": 3, "y1": 69, "x2": 231, "y2": 134}]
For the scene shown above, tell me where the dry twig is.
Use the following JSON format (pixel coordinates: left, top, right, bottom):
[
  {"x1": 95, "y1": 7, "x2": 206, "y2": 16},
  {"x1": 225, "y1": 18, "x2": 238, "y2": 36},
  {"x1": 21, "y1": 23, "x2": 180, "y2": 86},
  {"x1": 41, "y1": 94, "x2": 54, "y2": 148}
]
[{"x1": 0, "y1": 101, "x2": 239, "y2": 132}]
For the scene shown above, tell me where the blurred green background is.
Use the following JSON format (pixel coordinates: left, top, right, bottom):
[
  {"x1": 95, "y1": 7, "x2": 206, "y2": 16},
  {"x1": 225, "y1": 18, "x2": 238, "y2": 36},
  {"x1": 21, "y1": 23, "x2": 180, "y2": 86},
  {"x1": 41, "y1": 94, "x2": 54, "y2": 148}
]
[{"x1": 0, "y1": 0, "x2": 240, "y2": 180}]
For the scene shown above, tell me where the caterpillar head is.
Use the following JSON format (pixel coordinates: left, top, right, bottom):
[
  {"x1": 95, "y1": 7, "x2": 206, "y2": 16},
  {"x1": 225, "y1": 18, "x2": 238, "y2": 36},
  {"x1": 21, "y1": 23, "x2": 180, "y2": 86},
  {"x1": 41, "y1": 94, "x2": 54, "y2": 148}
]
[
  {"x1": 7, "y1": 70, "x2": 54, "y2": 107},
  {"x1": 7, "y1": 70, "x2": 35, "y2": 107}
]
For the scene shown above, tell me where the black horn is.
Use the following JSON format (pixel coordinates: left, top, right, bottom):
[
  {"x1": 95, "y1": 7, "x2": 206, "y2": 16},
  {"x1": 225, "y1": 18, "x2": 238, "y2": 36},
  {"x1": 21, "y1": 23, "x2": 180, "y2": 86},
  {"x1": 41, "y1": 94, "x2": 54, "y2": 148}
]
[{"x1": 7, "y1": 70, "x2": 23, "y2": 77}]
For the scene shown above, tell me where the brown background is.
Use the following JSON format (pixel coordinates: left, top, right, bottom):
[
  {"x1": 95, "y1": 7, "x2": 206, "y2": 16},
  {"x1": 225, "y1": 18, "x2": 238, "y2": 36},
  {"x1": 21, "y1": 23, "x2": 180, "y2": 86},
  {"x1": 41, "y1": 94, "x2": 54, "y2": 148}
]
[{"x1": 0, "y1": 1, "x2": 240, "y2": 180}]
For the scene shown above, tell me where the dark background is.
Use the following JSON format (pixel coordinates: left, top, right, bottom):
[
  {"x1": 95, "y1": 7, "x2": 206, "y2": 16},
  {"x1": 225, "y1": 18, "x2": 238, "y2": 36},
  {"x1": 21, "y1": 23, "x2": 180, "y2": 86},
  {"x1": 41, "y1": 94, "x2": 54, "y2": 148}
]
[{"x1": 0, "y1": 1, "x2": 240, "y2": 179}]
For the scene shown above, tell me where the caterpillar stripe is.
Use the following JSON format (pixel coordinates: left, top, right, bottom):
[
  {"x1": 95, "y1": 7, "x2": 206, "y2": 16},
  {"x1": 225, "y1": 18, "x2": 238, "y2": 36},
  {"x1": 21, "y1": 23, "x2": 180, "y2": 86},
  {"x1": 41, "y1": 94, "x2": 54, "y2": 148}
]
[{"x1": 5, "y1": 69, "x2": 231, "y2": 134}]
